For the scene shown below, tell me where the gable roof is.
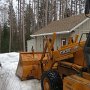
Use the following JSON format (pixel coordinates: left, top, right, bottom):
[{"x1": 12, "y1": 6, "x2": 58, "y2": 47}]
[{"x1": 31, "y1": 14, "x2": 88, "y2": 37}]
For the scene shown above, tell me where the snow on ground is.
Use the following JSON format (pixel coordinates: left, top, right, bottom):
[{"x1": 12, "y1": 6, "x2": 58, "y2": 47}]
[{"x1": 0, "y1": 52, "x2": 41, "y2": 90}]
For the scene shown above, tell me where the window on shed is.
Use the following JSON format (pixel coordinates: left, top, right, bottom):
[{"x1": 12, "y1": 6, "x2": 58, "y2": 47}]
[{"x1": 61, "y1": 38, "x2": 66, "y2": 46}]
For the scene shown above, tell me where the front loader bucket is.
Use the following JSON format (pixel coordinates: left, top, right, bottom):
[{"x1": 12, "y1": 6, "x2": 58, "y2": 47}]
[{"x1": 16, "y1": 52, "x2": 43, "y2": 80}]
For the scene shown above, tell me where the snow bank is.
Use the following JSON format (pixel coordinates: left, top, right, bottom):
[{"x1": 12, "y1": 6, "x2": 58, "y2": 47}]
[
  {"x1": 0, "y1": 52, "x2": 41, "y2": 90},
  {"x1": 0, "y1": 52, "x2": 19, "y2": 63}
]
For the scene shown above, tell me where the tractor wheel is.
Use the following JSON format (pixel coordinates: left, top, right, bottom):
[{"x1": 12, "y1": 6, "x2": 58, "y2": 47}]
[{"x1": 41, "y1": 70, "x2": 63, "y2": 90}]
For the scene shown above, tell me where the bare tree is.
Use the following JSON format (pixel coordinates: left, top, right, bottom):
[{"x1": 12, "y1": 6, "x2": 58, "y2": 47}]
[
  {"x1": 17, "y1": 0, "x2": 25, "y2": 51},
  {"x1": 8, "y1": 1, "x2": 18, "y2": 52},
  {"x1": 22, "y1": 0, "x2": 25, "y2": 51}
]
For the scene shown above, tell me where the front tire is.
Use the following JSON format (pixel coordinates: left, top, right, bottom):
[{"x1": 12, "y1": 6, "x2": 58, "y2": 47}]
[{"x1": 41, "y1": 70, "x2": 63, "y2": 90}]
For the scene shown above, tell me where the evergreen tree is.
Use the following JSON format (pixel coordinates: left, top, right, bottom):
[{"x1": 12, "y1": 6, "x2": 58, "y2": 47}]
[
  {"x1": 24, "y1": 4, "x2": 35, "y2": 50},
  {"x1": 1, "y1": 23, "x2": 10, "y2": 53},
  {"x1": 24, "y1": 4, "x2": 34, "y2": 40}
]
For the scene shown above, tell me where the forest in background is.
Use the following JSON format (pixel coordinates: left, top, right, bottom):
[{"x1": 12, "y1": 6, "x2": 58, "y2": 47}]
[{"x1": 0, "y1": 0, "x2": 85, "y2": 53}]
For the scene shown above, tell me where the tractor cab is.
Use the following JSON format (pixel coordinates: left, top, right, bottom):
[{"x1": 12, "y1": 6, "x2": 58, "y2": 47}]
[
  {"x1": 85, "y1": 0, "x2": 90, "y2": 17},
  {"x1": 84, "y1": 33, "x2": 90, "y2": 72}
]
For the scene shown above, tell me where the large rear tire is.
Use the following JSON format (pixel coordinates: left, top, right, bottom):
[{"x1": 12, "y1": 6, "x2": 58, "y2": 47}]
[{"x1": 41, "y1": 70, "x2": 63, "y2": 90}]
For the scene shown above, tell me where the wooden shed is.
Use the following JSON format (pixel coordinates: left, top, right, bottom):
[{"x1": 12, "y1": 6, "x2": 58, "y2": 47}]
[{"x1": 27, "y1": 14, "x2": 90, "y2": 52}]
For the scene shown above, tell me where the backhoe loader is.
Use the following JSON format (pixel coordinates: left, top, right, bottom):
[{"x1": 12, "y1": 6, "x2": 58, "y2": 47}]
[
  {"x1": 16, "y1": 32, "x2": 90, "y2": 89},
  {"x1": 16, "y1": 0, "x2": 90, "y2": 90}
]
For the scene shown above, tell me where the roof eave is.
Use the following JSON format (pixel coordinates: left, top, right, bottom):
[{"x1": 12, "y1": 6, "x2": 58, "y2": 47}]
[{"x1": 30, "y1": 31, "x2": 70, "y2": 37}]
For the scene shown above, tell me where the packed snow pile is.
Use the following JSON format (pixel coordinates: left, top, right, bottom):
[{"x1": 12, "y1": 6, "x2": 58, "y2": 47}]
[
  {"x1": 0, "y1": 52, "x2": 41, "y2": 90},
  {"x1": 0, "y1": 52, "x2": 19, "y2": 63}
]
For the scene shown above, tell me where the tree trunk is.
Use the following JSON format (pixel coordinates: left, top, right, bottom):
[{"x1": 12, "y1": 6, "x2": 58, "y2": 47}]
[{"x1": 45, "y1": 0, "x2": 48, "y2": 26}]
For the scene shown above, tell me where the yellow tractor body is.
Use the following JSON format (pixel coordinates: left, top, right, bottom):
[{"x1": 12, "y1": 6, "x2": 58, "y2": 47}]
[
  {"x1": 64, "y1": 74, "x2": 90, "y2": 90},
  {"x1": 16, "y1": 32, "x2": 90, "y2": 90},
  {"x1": 16, "y1": 33, "x2": 86, "y2": 80}
]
